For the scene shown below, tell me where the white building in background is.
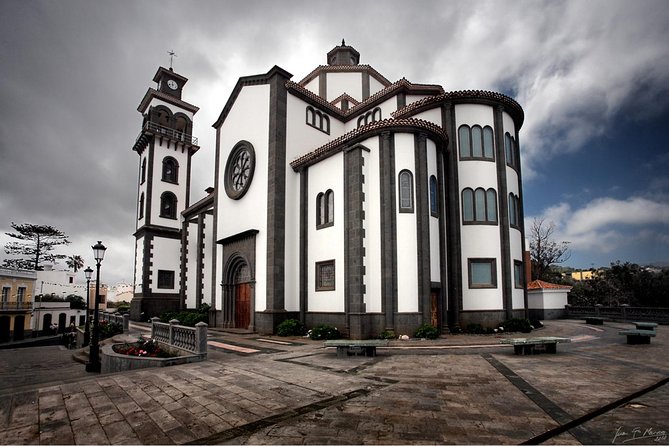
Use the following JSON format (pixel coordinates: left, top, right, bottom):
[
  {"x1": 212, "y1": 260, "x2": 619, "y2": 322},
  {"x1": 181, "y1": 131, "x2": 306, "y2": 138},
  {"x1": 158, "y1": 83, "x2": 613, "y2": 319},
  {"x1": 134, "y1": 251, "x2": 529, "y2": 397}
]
[{"x1": 130, "y1": 42, "x2": 528, "y2": 338}]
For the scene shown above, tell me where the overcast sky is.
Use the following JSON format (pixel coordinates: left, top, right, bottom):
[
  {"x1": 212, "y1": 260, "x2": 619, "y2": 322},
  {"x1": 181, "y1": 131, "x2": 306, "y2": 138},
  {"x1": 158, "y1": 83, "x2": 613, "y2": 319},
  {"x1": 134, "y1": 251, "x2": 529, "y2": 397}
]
[{"x1": 1, "y1": 0, "x2": 668, "y2": 287}]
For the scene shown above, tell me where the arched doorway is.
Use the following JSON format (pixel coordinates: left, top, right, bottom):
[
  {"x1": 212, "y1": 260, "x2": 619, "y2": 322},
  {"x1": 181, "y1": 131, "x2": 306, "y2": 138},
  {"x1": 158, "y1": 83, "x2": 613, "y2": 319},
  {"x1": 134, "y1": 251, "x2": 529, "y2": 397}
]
[
  {"x1": 58, "y1": 313, "x2": 66, "y2": 333},
  {"x1": 233, "y1": 263, "x2": 252, "y2": 329},
  {"x1": 222, "y1": 255, "x2": 254, "y2": 330}
]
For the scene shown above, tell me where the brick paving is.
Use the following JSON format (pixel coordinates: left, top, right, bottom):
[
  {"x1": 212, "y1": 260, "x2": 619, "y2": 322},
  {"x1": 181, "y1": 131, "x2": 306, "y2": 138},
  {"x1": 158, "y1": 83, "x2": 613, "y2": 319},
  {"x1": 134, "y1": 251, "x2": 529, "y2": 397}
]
[{"x1": 0, "y1": 320, "x2": 667, "y2": 444}]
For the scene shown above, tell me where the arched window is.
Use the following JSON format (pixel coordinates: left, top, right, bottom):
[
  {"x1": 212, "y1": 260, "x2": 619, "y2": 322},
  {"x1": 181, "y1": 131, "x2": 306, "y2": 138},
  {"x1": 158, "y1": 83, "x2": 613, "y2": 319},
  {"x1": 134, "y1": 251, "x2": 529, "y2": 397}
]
[
  {"x1": 160, "y1": 192, "x2": 177, "y2": 219},
  {"x1": 398, "y1": 170, "x2": 414, "y2": 213},
  {"x1": 505, "y1": 132, "x2": 519, "y2": 169},
  {"x1": 174, "y1": 115, "x2": 189, "y2": 141},
  {"x1": 357, "y1": 107, "x2": 382, "y2": 128},
  {"x1": 138, "y1": 193, "x2": 144, "y2": 220},
  {"x1": 429, "y1": 175, "x2": 438, "y2": 217},
  {"x1": 509, "y1": 193, "x2": 520, "y2": 228},
  {"x1": 316, "y1": 189, "x2": 334, "y2": 228},
  {"x1": 306, "y1": 106, "x2": 316, "y2": 126},
  {"x1": 462, "y1": 187, "x2": 497, "y2": 224},
  {"x1": 459, "y1": 124, "x2": 494, "y2": 161},
  {"x1": 153, "y1": 106, "x2": 171, "y2": 128},
  {"x1": 306, "y1": 106, "x2": 330, "y2": 134},
  {"x1": 141, "y1": 158, "x2": 146, "y2": 184},
  {"x1": 162, "y1": 157, "x2": 178, "y2": 183}
]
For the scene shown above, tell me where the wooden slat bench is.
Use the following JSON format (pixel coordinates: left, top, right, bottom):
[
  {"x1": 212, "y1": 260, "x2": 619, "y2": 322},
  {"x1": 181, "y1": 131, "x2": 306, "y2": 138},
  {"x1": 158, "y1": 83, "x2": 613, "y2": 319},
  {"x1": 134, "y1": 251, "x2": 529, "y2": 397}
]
[
  {"x1": 500, "y1": 337, "x2": 571, "y2": 355},
  {"x1": 585, "y1": 317, "x2": 605, "y2": 325},
  {"x1": 324, "y1": 339, "x2": 389, "y2": 357},
  {"x1": 619, "y1": 329, "x2": 656, "y2": 344}
]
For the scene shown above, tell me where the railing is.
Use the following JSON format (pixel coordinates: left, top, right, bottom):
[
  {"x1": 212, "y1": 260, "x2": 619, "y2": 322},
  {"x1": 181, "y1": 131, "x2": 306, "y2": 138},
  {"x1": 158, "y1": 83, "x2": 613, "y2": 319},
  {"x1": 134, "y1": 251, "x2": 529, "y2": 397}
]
[
  {"x1": 565, "y1": 305, "x2": 669, "y2": 324},
  {"x1": 0, "y1": 301, "x2": 32, "y2": 311},
  {"x1": 150, "y1": 317, "x2": 207, "y2": 356},
  {"x1": 100, "y1": 312, "x2": 130, "y2": 332},
  {"x1": 137, "y1": 121, "x2": 198, "y2": 146}
]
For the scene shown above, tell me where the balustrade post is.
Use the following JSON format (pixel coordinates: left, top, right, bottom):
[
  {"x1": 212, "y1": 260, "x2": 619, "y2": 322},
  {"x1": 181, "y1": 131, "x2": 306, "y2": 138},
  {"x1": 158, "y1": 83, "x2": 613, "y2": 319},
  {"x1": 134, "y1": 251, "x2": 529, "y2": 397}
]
[
  {"x1": 122, "y1": 314, "x2": 130, "y2": 332},
  {"x1": 195, "y1": 322, "x2": 208, "y2": 355},
  {"x1": 169, "y1": 319, "x2": 179, "y2": 347},
  {"x1": 150, "y1": 317, "x2": 160, "y2": 339}
]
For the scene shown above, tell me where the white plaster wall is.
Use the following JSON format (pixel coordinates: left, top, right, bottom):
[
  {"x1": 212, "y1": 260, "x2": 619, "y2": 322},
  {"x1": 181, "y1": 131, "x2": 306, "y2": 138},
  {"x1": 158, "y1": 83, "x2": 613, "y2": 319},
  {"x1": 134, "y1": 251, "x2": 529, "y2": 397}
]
[
  {"x1": 184, "y1": 222, "x2": 198, "y2": 309},
  {"x1": 287, "y1": 95, "x2": 344, "y2": 161},
  {"x1": 503, "y1": 111, "x2": 520, "y2": 196},
  {"x1": 137, "y1": 154, "x2": 148, "y2": 227},
  {"x1": 150, "y1": 139, "x2": 189, "y2": 229},
  {"x1": 459, "y1": 225, "x2": 503, "y2": 310},
  {"x1": 394, "y1": 133, "x2": 418, "y2": 313},
  {"x1": 413, "y1": 108, "x2": 443, "y2": 127},
  {"x1": 369, "y1": 76, "x2": 385, "y2": 96},
  {"x1": 303, "y1": 77, "x2": 319, "y2": 96},
  {"x1": 363, "y1": 138, "x2": 382, "y2": 312},
  {"x1": 426, "y1": 139, "x2": 441, "y2": 283},
  {"x1": 405, "y1": 94, "x2": 431, "y2": 105},
  {"x1": 216, "y1": 84, "x2": 270, "y2": 310},
  {"x1": 134, "y1": 236, "x2": 143, "y2": 294},
  {"x1": 150, "y1": 238, "x2": 181, "y2": 293},
  {"x1": 326, "y1": 72, "x2": 362, "y2": 102},
  {"x1": 307, "y1": 153, "x2": 345, "y2": 312},
  {"x1": 528, "y1": 289, "x2": 569, "y2": 310}
]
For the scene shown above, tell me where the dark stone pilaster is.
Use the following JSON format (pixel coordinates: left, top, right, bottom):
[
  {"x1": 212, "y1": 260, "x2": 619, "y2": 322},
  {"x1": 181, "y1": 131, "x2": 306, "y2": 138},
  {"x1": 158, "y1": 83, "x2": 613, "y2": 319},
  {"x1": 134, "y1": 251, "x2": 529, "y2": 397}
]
[
  {"x1": 494, "y1": 106, "x2": 513, "y2": 320},
  {"x1": 196, "y1": 213, "x2": 205, "y2": 308},
  {"x1": 442, "y1": 104, "x2": 462, "y2": 329},
  {"x1": 263, "y1": 69, "x2": 291, "y2": 331},
  {"x1": 319, "y1": 72, "x2": 327, "y2": 98},
  {"x1": 299, "y1": 169, "x2": 308, "y2": 324},
  {"x1": 345, "y1": 145, "x2": 367, "y2": 339},
  {"x1": 437, "y1": 142, "x2": 449, "y2": 329},
  {"x1": 515, "y1": 129, "x2": 530, "y2": 318},
  {"x1": 414, "y1": 133, "x2": 431, "y2": 323},
  {"x1": 362, "y1": 72, "x2": 370, "y2": 100},
  {"x1": 379, "y1": 132, "x2": 397, "y2": 330}
]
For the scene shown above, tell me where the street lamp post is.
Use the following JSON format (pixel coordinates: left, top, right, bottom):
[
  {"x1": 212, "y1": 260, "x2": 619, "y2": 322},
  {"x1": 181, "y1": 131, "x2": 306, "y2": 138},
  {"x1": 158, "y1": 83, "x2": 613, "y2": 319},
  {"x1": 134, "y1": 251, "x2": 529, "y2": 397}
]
[
  {"x1": 83, "y1": 266, "x2": 93, "y2": 347},
  {"x1": 86, "y1": 241, "x2": 106, "y2": 373}
]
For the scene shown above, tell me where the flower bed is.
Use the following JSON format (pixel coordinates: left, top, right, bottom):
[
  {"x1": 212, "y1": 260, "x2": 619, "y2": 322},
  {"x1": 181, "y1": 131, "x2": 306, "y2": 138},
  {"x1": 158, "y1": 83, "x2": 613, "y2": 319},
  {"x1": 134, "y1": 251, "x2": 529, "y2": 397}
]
[{"x1": 101, "y1": 335, "x2": 205, "y2": 374}]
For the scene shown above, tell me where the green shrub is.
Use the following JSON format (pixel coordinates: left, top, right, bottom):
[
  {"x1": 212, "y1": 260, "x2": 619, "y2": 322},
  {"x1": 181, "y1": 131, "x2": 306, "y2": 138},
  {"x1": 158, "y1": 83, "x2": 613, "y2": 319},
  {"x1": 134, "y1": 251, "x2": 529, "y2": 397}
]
[
  {"x1": 377, "y1": 329, "x2": 396, "y2": 340},
  {"x1": 159, "y1": 311, "x2": 208, "y2": 327},
  {"x1": 99, "y1": 321, "x2": 123, "y2": 340},
  {"x1": 277, "y1": 319, "x2": 306, "y2": 337},
  {"x1": 308, "y1": 324, "x2": 341, "y2": 340},
  {"x1": 501, "y1": 318, "x2": 533, "y2": 333},
  {"x1": 414, "y1": 323, "x2": 440, "y2": 339}
]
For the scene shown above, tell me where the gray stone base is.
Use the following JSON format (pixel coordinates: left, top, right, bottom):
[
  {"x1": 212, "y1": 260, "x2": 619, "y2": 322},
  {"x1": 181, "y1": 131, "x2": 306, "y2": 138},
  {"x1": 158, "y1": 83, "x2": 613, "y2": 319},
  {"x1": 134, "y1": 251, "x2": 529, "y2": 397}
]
[
  {"x1": 254, "y1": 310, "x2": 298, "y2": 335},
  {"x1": 458, "y1": 310, "x2": 527, "y2": 330},
  {"x1": 130, "y1": 296, "x2": 180, "y2": 321},
  {"x1": 528, "y1": 308, "x2": 565, "y2": 321}
]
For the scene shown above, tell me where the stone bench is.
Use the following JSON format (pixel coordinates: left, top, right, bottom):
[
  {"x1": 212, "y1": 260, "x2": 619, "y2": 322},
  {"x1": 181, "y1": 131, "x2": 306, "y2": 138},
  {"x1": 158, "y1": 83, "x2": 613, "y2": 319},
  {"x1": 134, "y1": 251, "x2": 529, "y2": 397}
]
[
  {"x1": 632, "y1": 321, "x2": 658, "y2": 331},
  {"x1": 324, "y1": 339, "x2": 389, "y2": 358},
  {"x1": 500, "y1": 337, "x2": 571, "y2": 355},
  {"x1": 619, "y1": 329, "x2": 656, "y2": 345},
  {"x1": 585, "y1": 317, "x2": 605, "y2": 325}
]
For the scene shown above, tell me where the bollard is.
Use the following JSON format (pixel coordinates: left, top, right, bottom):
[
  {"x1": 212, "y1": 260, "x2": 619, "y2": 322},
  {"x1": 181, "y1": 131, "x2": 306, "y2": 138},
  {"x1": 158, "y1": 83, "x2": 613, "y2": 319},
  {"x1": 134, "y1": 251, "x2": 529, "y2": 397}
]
[
  {"x1": 122, "y1": 314, "x2": 130, "y2": 332},
  {"x1": 195, "y1": 321, "x2": 208, "y2": 355},
  {"x1": 150, "y1": 316, "x2": 160, "y2": 339}
]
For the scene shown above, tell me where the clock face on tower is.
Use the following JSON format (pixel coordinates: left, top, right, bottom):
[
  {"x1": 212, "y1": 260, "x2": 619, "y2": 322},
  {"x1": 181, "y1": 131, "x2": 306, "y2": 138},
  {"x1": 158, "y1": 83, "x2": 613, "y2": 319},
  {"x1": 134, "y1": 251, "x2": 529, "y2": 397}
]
[
  {"x1": 167, "y1": 79, "x2": 178, "y2": 90},
  {"x1": 224, "y1": 141, "x2": 255, "y2": 199}
]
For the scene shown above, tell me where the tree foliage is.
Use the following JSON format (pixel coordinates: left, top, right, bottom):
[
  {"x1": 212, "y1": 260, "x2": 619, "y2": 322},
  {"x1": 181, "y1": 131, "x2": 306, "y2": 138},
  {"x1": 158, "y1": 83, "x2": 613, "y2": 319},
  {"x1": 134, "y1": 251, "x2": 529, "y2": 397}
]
[
  {"x1": 568, "y1": 262, "x2": 669, "y2": 307},
  {"x1": 66, "y1": 255, "x2": 84, "y2": 272},
  {"x1": 528, "y1": 218, "x2": 571, "y2": 281},
  {"x1": 3, "y1": 223, "x2": 71, "y2": 270}
]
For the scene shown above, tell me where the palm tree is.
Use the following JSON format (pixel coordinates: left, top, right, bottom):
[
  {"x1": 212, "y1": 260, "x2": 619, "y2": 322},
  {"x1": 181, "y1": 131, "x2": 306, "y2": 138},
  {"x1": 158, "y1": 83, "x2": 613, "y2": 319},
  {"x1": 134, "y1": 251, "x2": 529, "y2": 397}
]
[{"x1": 66, "y1": 255, "x2": 84, "y2": 272}]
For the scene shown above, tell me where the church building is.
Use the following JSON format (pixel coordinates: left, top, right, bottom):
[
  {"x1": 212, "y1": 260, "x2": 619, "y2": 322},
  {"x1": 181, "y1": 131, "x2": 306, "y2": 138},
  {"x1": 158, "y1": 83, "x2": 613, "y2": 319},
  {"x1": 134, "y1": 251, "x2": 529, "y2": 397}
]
[{"x1": 130, "y1": 42, "x2": 528, "y2": 338}]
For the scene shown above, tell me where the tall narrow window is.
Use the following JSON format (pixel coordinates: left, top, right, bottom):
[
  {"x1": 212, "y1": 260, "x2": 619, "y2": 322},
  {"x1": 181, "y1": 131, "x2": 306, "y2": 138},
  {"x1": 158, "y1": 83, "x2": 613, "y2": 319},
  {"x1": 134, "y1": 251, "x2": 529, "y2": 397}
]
[
  {"x1": 160, "y1": 192, "x2": 177, "y2": 219},
  {"x1": 398, "y1": 170, "x2": 414, "y2": 213},
  {"x1": 1, "y1": 287, "x2": 9, "y2": 303},
  {"x1": 17, "y1": 287, "x2": 25, "y2": 303},
  {"x1": 462, "y1": 187, "x2": 497, "y2": 224},
  {"x1": 162, "y1": 157, "x2": 178, "y2": 183},
  {"x1": 483, "y1": 126, "x2": 494, "y2": 159},
  {"x1": 509, "y1": 193, "x2": 520, "y2": 228},
  {"x1": 459, "y1": 125, "x2": 471, "y2": 158},
  {"x1": 505, "y1": 132, "x2": 519, "y2": 169},
  {"x1": 472, "y1": 125, "x2": 483, "y2": 158},
  {"x1": 429, "y1": 175, "x2": 438, "y2": 217},
  {"x1": 138, "y1": 193, "x2": 144, "y2": 220},
  {"x1": 514, "y1": 260, "x2": 524, "y2": 288},
  {"x1": 141, "y1": 158, "x2": 146, "y2": 184},
  {"x1": 316, "y1": 190, "x2": 334, "y2": 228}
]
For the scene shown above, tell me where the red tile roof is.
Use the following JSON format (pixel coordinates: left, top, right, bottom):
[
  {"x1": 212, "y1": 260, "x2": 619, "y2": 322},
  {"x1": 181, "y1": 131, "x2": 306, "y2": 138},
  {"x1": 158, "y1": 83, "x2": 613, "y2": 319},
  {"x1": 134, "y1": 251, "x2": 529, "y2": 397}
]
[{"x1": 527, "y1": 280, "x2": 572, "y2": 290}]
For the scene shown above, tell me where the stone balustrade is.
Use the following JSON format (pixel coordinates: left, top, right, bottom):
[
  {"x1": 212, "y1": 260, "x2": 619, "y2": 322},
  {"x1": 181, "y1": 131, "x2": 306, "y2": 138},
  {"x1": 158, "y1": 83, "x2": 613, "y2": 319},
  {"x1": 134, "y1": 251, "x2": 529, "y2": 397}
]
[{"x1": 150, "y1": 317, "x2": 208, "y2": 356}]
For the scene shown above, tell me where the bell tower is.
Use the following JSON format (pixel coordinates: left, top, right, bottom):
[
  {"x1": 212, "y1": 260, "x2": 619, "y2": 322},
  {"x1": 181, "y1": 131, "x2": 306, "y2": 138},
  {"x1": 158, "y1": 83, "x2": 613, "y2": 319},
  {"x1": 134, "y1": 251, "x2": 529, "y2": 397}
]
[{"x1": 130, "y1": 66, "x2": 200, "y2": 320}]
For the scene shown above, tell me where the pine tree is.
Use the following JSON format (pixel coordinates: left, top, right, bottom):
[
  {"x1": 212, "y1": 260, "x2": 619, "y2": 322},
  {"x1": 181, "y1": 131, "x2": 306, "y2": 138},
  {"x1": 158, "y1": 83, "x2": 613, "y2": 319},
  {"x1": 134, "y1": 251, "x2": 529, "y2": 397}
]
[{"x1": 3, "y1": 223, "x2": 71, "y2": 270}]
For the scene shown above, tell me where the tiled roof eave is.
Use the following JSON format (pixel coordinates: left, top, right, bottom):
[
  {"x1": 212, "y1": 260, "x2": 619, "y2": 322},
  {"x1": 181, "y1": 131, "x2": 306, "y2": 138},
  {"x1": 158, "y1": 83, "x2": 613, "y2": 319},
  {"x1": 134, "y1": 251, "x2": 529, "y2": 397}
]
[
  {"x1": 298, "y1": 64, "x2": 392, "y2": 87},
  {"x1": 290, "y1": 118, "x2": 447, "y2": 171},
  {"x1": 137, "y1": 88, "x2": 200, "y2": 115},
  {"x1": 393, "y1": 90, "x2": 525, "y2": 129}
]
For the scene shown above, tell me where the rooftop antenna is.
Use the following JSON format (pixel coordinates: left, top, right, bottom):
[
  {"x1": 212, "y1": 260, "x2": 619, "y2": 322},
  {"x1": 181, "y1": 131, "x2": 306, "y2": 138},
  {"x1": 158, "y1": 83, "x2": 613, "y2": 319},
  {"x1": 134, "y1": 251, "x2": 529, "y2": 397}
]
[{"x1": 167, "y1": 50, "x2": 177, "y2": 70}]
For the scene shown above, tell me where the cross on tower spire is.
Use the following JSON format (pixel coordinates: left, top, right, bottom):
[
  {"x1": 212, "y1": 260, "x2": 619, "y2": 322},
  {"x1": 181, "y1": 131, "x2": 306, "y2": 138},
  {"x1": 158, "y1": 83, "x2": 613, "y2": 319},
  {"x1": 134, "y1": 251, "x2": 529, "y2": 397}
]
[{"x1": 167, "y1": 50, "x2": 177, "y2": 69}]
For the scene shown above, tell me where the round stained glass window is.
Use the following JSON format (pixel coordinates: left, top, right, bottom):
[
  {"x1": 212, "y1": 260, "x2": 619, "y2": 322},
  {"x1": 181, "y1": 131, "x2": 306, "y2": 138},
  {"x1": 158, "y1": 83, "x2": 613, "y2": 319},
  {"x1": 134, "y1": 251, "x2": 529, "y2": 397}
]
[{"x1": 224, "y1": 141, "x2": 255, "y2": 199}]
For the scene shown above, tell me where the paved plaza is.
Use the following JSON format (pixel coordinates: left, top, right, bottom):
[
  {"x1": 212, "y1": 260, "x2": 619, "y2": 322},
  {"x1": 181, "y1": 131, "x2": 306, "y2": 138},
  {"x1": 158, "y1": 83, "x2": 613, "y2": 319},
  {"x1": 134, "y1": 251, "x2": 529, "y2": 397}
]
[{"x1": 0, "y1": 319, "x2": 667, "y2": 444}]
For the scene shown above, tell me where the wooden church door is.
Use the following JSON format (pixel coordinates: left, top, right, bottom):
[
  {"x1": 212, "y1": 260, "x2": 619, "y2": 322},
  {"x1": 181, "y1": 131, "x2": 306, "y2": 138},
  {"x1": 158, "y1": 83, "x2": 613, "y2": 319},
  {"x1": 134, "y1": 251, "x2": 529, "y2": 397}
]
[{"x1": 233, "y1": 264, "x2": 251, "y2": 329}]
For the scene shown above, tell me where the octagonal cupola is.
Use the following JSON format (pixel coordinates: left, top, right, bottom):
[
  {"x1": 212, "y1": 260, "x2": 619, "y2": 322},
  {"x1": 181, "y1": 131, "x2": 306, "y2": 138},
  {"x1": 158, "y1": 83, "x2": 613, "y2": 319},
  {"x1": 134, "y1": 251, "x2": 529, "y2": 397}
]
[{"x1": 327, "y1": 39, "x2": 360, "y2": 66}]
